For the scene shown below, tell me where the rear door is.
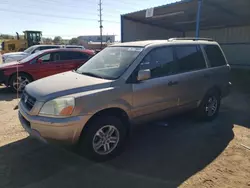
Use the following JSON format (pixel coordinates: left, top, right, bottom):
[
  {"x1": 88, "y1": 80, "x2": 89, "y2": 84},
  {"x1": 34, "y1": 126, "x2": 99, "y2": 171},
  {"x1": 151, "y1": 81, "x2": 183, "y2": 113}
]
[
  {"x1": 202, "y1": 44, "x2": 230, "y2": 92},
  {"x1": 62, "y1": 51, "x2": 90, "y2": 71},
  {"x1": 173, "y1": 45, "x2": 209, "y2": 107}
]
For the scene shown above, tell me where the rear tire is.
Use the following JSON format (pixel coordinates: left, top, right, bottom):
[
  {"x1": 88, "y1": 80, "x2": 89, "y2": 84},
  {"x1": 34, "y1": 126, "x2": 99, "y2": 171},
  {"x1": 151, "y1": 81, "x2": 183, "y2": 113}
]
[
  {"x1": 9, "y1": 73, "x2": 32, "y2": 93},
  {"x1": 197, "y1": 90, "x2": 221, "y2": 121},
  {"x1": 78, "y1": 116, "x2": 127, "y2": 161}
]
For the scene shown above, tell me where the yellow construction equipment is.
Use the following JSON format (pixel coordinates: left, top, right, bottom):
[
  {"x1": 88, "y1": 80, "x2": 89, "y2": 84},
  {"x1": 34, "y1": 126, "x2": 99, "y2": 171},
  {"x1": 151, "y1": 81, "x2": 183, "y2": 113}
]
[{"x1": 1, "y1": 31, "x2": 42, "y2": 54}]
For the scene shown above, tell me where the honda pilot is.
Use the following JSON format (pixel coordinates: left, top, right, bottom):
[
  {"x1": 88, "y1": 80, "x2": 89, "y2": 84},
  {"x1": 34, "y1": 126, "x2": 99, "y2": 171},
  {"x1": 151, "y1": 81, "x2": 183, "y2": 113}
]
[{"x1": 18, "y1": 38, "x2": 231, "y2": 161}]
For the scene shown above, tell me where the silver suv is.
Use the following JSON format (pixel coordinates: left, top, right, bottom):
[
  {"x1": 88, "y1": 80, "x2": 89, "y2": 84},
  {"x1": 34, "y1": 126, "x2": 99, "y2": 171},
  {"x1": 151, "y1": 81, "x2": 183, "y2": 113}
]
[{"x1": 18, "y1": 38, "x2": 231, "y2": 161}]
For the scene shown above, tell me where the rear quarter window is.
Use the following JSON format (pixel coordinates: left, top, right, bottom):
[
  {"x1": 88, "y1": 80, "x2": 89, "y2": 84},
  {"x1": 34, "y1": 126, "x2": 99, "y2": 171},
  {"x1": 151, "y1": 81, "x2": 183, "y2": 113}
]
[{"x1": 203, "y1": 45, "x2": 227, "y2": 67}]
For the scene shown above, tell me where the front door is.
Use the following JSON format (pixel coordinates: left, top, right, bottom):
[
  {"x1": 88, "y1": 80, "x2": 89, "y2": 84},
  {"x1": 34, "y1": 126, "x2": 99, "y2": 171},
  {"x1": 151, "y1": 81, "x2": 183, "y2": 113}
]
[
  {"x1": 26, "y1": 52, "x2": 53, "y2": 80},
  {"x1": 47, "y1": 51, "x2": 70, "y2": 75},
  {"x1": 132, "y1": 46, "x2": 181, "y2": 119},
  {"x1": 36, "y1": 52, "x2": 66, "y2": 79}
]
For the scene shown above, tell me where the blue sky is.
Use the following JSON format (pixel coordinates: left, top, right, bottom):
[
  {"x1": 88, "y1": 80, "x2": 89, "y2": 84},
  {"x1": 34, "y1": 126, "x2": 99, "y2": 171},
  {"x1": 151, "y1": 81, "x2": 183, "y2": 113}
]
[{"x1": 0, "y1": 0, "x2": 178, "y2": 40}]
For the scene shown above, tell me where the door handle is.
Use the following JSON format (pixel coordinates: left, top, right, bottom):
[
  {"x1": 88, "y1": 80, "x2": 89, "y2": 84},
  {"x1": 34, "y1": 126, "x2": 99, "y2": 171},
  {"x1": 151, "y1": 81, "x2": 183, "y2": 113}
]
[
  {"x1": 55, "y1": 65, "x2": 61, "y2": 68},
  {"x1": 168, "y1": 81, "x2": 179, "y2": 86}
]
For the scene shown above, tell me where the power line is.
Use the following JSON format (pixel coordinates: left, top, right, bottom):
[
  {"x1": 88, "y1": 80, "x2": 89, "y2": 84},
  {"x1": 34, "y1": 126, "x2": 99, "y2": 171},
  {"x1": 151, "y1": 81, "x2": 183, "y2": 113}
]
[
  {"x1": 0, "y1": 8, "x2": 120, "y2": 23},
  {"x1": 0, "y1": 1, "x2": 116, "y2": 17},
  {"x1": 102, "y1": 0, "x2": 143, "y2": 7},
  {"x1": 35, "y1": 0, "x2": 143, "y2": 7},
  {"x1": 1, "y1": 0, "x2": 142, "y2": 14}
]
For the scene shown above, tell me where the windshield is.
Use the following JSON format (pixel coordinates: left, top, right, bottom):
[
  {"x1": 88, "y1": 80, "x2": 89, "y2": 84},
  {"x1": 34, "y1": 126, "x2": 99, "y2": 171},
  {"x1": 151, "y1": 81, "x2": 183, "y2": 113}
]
[
  {"x1": 76, "y1": 46, "x2": 143, "y2": 79},
  {"x1": 20, "y1": 50, "x2": 43, "y2": 63},
  {"x1": 24, "y1": 46, "x2": 36, "y2": 54}
]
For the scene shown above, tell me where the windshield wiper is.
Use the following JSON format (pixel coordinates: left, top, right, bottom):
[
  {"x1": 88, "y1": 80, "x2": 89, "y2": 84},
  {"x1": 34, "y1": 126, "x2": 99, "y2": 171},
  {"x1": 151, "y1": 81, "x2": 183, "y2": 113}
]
[{"x1": 81, "y1": 72, "x2": 104, "y2": 79}]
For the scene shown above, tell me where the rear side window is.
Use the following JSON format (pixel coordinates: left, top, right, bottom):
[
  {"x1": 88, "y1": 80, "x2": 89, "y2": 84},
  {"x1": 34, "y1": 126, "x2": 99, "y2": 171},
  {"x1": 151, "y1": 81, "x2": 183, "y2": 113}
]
[
  {"x1": 56, "y1": 51, "x2": 89, "y2": 61},
  {"x1": 175, "y1": 45, "x2": 206, "y2": 73},
  {"x1": 40, "y1": 53, "x2": 51, "y2": 63},
  {"x1": 69, "y1": 51, "x2": 89, "y2": 60},
  {"x1": 203, "y1": 45, "x2": 227, "y2": 67}
]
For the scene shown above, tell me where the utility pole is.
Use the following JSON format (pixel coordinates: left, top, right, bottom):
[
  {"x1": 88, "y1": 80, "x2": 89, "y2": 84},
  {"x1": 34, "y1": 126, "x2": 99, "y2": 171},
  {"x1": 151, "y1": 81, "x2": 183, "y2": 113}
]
[{"x1": 98, "y1": 0, "x2": 103, "y2": 49}]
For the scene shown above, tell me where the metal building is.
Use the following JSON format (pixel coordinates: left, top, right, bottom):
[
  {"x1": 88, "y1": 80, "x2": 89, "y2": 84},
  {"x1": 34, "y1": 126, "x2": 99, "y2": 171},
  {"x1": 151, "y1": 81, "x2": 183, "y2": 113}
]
[
  {"x1": 121, "y1": 0, "x2": 250, "y2": 67},
  {"x1": 78, "y1": 35, "x2": 115, "y2": 43}
]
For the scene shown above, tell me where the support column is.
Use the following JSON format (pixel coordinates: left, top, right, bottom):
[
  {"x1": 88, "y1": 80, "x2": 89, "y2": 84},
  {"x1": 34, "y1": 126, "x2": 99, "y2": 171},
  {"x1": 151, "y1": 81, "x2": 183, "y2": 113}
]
[{"x1": 195, "y1": 0, "x2": 203, "y2": 38}]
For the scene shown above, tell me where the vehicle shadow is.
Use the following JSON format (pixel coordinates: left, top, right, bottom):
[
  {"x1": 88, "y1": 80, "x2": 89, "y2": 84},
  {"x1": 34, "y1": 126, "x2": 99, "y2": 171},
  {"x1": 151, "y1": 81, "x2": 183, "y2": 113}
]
[
  {"x1": 0, "y1": 86, "x2": 19, "y2": 101},
  {"x1": 0, "y1": 106, "x2": 236, "y2": 188},
  {"x1": 107, "y1": 110, "x2": 235, "y2": 187}
]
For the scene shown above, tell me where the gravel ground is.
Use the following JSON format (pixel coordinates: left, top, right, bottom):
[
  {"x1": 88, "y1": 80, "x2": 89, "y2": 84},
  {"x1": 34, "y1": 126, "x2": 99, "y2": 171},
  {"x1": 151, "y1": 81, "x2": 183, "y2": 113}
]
[{"x1": 0, "y1": 81, "x2": 249, "y2": 188}]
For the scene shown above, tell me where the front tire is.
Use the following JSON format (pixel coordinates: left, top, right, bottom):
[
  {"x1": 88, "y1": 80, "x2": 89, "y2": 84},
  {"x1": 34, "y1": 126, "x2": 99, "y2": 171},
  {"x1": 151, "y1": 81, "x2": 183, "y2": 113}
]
[
  {"x1": 9, "y1": 73, "x2": 32, "y2": 93},
  {"x1": 197, "y1": 90, "x2": 221, "y2": 121},
  {"x1": 78, "y1": 116, "x2": 127, "y2": 161}
]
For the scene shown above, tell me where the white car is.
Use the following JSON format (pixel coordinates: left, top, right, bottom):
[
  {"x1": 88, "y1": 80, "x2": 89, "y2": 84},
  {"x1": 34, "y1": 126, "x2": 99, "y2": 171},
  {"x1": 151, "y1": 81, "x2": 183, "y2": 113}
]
[
  {"x1": 2, "y1": 45, "x2": 87, "y2": 63},
  {"x1": 2, "y1": 45, "x2": 60, "y2": 63},
  {"x1": 62, "y1": 45, "x2": 85, "y2": 49}
]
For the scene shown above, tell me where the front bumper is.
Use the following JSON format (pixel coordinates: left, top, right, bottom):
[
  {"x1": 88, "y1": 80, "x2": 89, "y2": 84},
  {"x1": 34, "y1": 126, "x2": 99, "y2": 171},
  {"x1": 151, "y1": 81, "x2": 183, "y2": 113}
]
[
  {"x1": 18, "y1": 102, "x2": 91, "y2": 145},
  {"x1": 0, "y1": 70, "x2": 6, "y2": 84}
]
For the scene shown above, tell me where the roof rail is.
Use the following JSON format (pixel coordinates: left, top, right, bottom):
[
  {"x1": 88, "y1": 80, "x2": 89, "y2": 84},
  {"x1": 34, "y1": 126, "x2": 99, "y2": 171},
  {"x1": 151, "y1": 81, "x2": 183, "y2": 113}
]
[{"x1": 168, "y1": 37, "x2": 214, "y2": 41}]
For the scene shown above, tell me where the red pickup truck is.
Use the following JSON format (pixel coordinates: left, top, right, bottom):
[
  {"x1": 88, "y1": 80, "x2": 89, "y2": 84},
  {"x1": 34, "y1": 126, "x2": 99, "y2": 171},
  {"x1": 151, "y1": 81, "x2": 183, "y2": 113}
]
[{"x1": 0, "y1": 48, "x2": 95, "y2": 92}]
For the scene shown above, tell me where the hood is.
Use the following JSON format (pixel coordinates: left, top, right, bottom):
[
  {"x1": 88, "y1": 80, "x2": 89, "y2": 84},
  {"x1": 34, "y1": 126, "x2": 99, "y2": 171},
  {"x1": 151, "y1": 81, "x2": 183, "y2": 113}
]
[
  {"x1": 25, "y1": 71, "x2": 113, "y2": 101},
  {"x1": 0, "y1": 61, "x2": 22, "y2": 69},
  {"x1": 3, "y1": 52, "x2": 28, "y2": 57},
  {"x1": 3, "y1": 52, "x2": 29, "y2": 63}
]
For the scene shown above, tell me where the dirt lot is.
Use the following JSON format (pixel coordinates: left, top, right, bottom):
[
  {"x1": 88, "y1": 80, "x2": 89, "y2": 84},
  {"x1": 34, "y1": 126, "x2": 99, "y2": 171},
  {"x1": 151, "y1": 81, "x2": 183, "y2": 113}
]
[
  {"x1": 0, "y1": 53, "x2": 3, "y2": 64},
  {"x1": 0, "y1": 70, "x2": 249, "y2": 188}
]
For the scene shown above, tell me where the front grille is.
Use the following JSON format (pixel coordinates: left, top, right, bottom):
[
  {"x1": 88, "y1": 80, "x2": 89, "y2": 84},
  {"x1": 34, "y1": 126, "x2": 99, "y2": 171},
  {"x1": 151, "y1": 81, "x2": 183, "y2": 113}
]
[{"x1": 21, "y1": 91, "x2": 36, "y2": 111}]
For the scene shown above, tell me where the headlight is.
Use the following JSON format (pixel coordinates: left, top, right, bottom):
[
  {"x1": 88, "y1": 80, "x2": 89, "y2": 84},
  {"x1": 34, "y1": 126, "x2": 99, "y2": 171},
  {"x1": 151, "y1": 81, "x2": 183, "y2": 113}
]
[{"x1": 39, "y1": 97, "x2": 75, "y2": 117}]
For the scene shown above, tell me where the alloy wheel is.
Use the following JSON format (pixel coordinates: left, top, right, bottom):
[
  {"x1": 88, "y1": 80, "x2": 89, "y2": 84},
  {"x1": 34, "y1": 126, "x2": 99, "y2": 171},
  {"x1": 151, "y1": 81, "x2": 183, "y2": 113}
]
[
  {"x1": 13, "y1": 76, "x2": 30, "y2": 92},
  {"x1": 205, "y1": 96, "x2": 218, "y2": 117},
  {"x1": 92, "y1": 125, "x2": 120, "y2": 155}
]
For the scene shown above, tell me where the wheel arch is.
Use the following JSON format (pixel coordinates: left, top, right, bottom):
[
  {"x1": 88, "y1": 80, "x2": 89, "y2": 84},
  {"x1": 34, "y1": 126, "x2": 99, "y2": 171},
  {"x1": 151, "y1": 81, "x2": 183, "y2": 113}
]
[
  {"x1": 206, "y1": 85, "x2": 221, "y2": 97},
  {"x1": 81, "y1": 107, "x2": 131, "y2": 138},
  {"x1": 198, "y1": 86, "x2": 222, "y2": 107},
  {"x1": 8, "y1": 71, "x2": 34, "y2": 86}
]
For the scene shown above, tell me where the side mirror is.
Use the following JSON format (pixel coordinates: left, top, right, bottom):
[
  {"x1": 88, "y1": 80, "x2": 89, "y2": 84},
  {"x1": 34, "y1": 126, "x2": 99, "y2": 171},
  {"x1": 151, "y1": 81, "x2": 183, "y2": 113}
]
[
  {"x1": 37, "y1": 58, "x2": 43, "y2": 64},
  {"x1": 137, "y1": 69, "x2": 151, "y2": 81}
]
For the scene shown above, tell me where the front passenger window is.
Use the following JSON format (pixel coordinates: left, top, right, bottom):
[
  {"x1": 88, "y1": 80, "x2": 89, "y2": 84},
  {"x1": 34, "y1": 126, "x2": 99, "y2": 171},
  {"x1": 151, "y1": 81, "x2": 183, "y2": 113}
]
[
  {"x1": 40, "y1": 53, "x2": 51, "y2": 63},
  {"x1": 140, "y1": 47, "x2": 176, "y2": 78}
]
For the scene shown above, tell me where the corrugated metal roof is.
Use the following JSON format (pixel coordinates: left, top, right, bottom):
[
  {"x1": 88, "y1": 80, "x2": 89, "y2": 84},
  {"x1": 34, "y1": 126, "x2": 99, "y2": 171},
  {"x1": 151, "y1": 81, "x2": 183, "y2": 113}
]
[{"x1": 122, "y1": 0, "x2": 250, "y2": 31}]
